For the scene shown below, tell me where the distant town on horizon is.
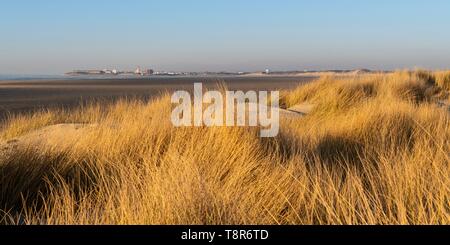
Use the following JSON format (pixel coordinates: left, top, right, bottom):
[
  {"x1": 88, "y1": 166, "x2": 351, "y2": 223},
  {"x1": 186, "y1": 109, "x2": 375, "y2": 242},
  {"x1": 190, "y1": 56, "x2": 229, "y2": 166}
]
[{"x1": 66, "y1": 67, "x2": 389, "y2": 77}]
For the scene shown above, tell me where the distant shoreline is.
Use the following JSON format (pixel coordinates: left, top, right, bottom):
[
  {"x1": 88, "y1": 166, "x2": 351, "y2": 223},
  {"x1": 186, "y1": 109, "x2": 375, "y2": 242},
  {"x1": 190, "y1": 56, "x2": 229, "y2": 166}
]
[
  {"x1": 0, "y1": 69, "x2": 389, "y2": 82},
  {"x1": 0, "y1": 74, "x2": 313, "y2": 83}
]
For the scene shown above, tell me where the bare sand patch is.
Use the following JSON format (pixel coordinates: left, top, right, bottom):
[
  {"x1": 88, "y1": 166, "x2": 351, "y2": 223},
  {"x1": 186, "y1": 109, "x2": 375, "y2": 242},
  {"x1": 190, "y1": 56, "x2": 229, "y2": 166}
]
[
  {"x1": 288, "y1": 103, "x2": 315, "y2": 115},
  {"x1": 0, "y1": 123, "x2": 96, "y2": 157},
  {"x1": 241, "y1": 102, "x2": 310, "y2": 119}
]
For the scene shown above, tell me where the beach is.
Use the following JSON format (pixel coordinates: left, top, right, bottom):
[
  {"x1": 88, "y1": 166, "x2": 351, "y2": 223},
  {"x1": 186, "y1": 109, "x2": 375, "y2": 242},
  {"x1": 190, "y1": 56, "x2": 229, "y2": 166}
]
[{"x1": 0, "y1": 76, "x2": 315, "y2": 121}]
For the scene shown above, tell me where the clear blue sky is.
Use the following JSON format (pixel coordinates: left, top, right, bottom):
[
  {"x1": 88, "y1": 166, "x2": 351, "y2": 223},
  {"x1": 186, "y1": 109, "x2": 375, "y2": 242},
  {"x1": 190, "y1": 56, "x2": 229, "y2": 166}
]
[{"x1": 1, "y1": 0, "x2": 450, "y2": 74}]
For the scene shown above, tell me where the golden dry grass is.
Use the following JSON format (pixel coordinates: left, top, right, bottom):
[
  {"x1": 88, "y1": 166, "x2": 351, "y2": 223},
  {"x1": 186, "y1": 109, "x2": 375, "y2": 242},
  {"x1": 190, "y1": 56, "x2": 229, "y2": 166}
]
[{"x1": 0, "y1": 71, "x2": 449, "y2": 225}]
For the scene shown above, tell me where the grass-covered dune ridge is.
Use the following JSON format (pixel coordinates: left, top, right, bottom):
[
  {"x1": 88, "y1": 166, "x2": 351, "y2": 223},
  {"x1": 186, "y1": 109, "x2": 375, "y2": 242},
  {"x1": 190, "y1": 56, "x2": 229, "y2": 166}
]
[{"x1": 0, "y1": 71, "x2": 449, "y2": 224}]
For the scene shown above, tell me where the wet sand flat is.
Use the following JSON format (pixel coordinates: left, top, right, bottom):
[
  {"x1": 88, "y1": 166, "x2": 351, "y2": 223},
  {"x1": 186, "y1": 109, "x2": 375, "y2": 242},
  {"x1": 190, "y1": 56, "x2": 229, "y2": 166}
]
[{"x1": 0, "y1": 76, "x2": 315, "y2": 120}]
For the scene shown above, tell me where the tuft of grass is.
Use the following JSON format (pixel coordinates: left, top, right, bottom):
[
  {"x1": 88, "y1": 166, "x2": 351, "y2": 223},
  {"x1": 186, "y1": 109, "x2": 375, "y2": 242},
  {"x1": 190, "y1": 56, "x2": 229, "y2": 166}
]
[
  {"x1": 436, "y1": 71, "x2": 450, "y2": 91},
  {"x1": 414, "y1": 69, "x2": 436, "y2": 86}
]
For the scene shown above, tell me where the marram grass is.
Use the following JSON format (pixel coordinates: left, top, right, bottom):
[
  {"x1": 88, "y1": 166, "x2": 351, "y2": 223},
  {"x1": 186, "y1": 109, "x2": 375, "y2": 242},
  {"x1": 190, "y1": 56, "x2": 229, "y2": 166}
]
[{"x1": 0, "y1": 71, "x2": 449, "y2": 225}]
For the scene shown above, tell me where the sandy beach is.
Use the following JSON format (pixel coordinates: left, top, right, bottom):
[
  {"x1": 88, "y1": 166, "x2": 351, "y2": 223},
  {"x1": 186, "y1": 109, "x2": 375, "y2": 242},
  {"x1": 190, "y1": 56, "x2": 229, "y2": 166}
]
[{"x1": 0, "y1": 76, "x2": 315, "y2": 121}]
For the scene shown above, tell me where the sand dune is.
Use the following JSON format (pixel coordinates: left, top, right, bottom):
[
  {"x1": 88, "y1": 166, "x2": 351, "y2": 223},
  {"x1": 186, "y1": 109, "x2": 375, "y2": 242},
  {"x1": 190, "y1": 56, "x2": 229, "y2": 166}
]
[{"x1": 0, "y1": 71, "x2": 448, "y2": 225}]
